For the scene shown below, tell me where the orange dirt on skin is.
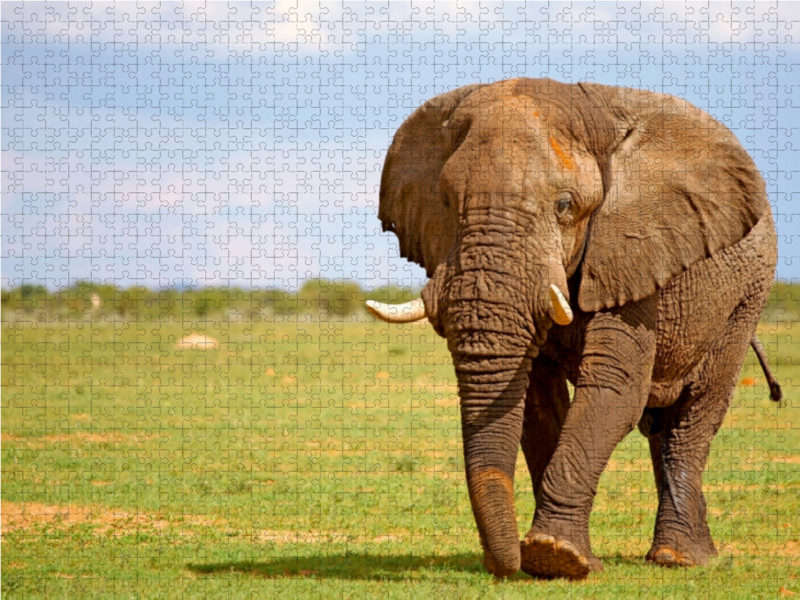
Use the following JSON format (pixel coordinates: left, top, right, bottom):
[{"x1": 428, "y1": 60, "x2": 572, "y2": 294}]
[{"x1": 548, "y1": 136, "x2": 574, "y2": 171}]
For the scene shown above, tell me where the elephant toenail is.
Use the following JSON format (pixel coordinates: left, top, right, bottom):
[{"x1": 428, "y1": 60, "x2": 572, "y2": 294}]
[
  {"x1": 559, "y1": 540, "x2": 578, "y2": 555},
  {"x1": 533, "y1": 534, "x2": 555, "y2": 546},
  {"x1": 654, "y1": 548, "x2": 676, "y2": 563}
]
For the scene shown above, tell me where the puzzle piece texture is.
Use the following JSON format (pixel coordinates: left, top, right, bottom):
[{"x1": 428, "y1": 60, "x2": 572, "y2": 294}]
[{"x1": 2, "y1": 2, "x2": 798, "y2": 598}]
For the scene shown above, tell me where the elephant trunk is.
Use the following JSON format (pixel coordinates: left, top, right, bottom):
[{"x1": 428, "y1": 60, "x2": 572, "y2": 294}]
[
  {"x1": 456, "y1": 351, "x2": 531, "y2": 577},
  {"x1": 446, "y1": 255, "x2": 538, "y2": 576}
]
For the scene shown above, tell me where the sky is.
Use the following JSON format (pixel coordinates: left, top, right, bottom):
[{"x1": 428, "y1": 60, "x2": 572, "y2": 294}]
[{"x1": 2, "y1": 1, "x2": 799, "y2": 291}]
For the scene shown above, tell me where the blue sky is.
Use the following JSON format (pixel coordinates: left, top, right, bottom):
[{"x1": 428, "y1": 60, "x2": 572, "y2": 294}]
[{"x1": 3, "y1": 1, "x2": 799, "y2": 291}]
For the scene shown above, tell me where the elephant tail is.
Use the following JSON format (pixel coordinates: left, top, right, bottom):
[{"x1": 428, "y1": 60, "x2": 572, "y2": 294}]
[{"x1": 751, "y1": 335, "x2": 783, "y2": 403}]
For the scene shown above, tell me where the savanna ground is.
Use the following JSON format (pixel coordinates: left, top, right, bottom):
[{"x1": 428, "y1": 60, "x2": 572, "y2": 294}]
[{"x1": 2, "y1": 298, "x2": 799, "y2": 599}]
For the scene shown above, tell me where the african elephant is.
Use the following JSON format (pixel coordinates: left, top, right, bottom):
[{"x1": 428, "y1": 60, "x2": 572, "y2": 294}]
[{"x1": 366, "y1": 78, "x2": 782, "y2": 580}]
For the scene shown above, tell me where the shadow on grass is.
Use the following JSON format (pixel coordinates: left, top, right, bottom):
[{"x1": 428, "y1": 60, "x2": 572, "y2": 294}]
[
  {"x1": 186, "y1": 552, "x2": 484, "y2": 581},
  {"x1": 606, "y1": 556, "x2": 646, "y2": 568},
  {"x1": 186, "y1": 553, "x2": 654, "y2": 582}
]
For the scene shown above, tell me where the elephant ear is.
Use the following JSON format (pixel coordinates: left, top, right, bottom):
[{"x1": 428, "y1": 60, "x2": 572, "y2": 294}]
[
  {"x1": 577, "y1": 83, "x2": 768, "y2": 312},
  {"x1": 379, "y1": 84, "x2": 486, "y2": 276}
]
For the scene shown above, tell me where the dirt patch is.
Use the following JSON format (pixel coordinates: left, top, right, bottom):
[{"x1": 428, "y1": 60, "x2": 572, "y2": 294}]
[
  {"x1": 255, "y1": 529, "x2": 403, "y2": 545},
  {"x1": 372, "y1": 534, "x2": 402, "y2": 543},
  {"x1": 2, "y1": 502, "x2": 92, "y2": 531},
  {"x1": 46, "y1": 433, "x2": 118, "y2": 444},
  {"x1": 5, "y1": 432, "x2": 158, "y2": 449},
  {"x1": 1, "y1": 433, "x2": 24, "y2": 446},
  {"x1": 781, "y1": 541, "x2": 800, "y2": 557},
  {"x1": 772, "y1": 455, "x2": 800, "y2": 464},
  {"x1": 1, "y1": 501, "x2": 224, "y2": 538},
  {"x1": 256, "y1": 529, "x2": 348, "y2": 544},
  {"x1": 605, "y1": 459, "x2": 650, "y2": 473},
  {"x1": 437, "y1": 396, "x2": 460, "y2": 407},
  {"x1": 4, "y1": 502, "x2": 408, "y2": 547}
]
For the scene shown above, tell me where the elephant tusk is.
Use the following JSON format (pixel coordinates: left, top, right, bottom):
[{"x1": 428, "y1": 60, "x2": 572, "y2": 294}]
[
  {"x1": 366, "y1": 298, "x2": 427, "y2": 323},
  {"x1": 548, "y1": 284, "x2": 573, "y2": 326}
]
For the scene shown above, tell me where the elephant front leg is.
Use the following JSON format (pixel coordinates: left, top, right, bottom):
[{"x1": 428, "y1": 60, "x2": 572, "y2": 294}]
[
  {"x1": 520, "y1": 303, "x2": 656, "y2": 580},
  {"x1": 521, "y1": 386, "x2": 638, "y2": 578}
]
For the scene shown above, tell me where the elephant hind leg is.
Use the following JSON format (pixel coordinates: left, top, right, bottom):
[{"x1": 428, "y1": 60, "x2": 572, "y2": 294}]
[
  {"x1": 647, "y1": 297, "x2": 764, "y2": 567},
  {"x1": 520, "y1": 357, "x2": 571, "y2": 508},
  {"x1": 646, "y1": 424, "x2": 717, "y2": 567}
]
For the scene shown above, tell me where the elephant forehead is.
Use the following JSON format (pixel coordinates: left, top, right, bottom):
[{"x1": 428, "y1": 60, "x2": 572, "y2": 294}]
[
  {"x1": 442, "y1": 128, "x2": 601, "y2": 197},
  {"x1": 459, "y1": 96, "x2": 545, "y2": 142},
  {"x1": 456, "y1": 98, "x2": 587, "y2": 162}
]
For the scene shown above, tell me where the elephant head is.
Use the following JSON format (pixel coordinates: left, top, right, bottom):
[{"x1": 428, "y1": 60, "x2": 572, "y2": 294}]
[{"x1": 367, "y1": 78, "x2": 768, "y2": 576}]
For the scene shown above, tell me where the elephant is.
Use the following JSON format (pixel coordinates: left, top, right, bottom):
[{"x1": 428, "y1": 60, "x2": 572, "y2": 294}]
[{"x1": 366, "y1": 78, "x2": 782, "y2": 580}]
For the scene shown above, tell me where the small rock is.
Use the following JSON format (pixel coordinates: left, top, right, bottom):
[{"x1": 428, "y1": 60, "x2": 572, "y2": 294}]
[{"x1": 177, "y1": 334, "x2": 220, "y2": 349}]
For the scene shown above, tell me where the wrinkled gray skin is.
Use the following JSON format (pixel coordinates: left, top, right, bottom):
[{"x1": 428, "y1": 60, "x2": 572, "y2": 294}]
[{"x1": 378, "y1": 78, "x2": 779, "y2": 579}]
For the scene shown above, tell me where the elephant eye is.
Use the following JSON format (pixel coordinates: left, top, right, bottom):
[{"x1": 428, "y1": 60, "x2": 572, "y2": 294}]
[{"x1": 555, "y1": 194, "x2": 573, "y2": 217}]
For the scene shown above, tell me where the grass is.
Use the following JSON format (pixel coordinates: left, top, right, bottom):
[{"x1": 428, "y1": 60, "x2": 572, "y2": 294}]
[{"x1": 2, "y1": 316, "x2": 798, "y2": 599}]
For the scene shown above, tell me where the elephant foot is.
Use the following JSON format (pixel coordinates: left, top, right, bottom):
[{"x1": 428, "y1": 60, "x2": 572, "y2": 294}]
[
  {"x1": 482, "y1": 552, "x2": 519, "y2": 579},
  {"x1": 646, "y1": 545, "x2": 706, "y2": 568},
  {"x1": 520, "y1": 533, "x2": 603, "y2": 580},
  {"x1": 647, "y1": 528, "x2": 716, "y2": 568}
]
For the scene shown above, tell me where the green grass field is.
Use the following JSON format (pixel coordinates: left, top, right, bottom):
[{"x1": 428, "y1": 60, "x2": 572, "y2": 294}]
[{"x1": 2, "y1": 316, "x2": 798, "y2": 599}]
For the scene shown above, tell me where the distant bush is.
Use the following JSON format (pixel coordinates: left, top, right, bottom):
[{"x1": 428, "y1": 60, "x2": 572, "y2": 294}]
[{"x1": 1, "y1": 280, "x2": 423, "y2": 323}]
